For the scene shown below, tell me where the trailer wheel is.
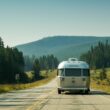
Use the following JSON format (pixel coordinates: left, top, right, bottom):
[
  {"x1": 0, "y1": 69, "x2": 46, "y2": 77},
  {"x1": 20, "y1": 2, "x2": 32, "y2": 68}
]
[{"x1": 58, "y1": 89, "x2": 61, "y2": 94}]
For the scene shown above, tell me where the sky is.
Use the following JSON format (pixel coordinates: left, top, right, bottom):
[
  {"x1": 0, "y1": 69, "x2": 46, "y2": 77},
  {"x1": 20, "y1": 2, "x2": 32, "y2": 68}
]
[{"x1": 0, "y1": 0, "x2": 110, "y2": 46}]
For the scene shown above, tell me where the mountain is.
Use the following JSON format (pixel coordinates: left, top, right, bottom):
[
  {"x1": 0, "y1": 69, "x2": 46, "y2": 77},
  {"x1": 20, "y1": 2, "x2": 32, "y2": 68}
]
[{"x1": 16, "y1": 36, "x2": 110, "y2": 61}]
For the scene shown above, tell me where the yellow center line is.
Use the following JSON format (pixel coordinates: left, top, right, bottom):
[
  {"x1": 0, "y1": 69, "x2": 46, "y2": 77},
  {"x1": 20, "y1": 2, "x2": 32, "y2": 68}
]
[{"x1": 26, "y1": 89, "x2": 55, "y2": 110}]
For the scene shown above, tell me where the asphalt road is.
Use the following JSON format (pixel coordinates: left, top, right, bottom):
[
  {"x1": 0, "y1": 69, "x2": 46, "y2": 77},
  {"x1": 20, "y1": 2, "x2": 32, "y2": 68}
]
[{"x1": 0, "y1": 78, "x2": 110, "y2": 110}]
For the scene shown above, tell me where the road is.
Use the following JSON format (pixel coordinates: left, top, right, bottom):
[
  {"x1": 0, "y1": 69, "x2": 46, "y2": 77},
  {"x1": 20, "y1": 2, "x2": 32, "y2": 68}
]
[{"x1": 0, "y1": 78, "x2": 110, "y2": 110}]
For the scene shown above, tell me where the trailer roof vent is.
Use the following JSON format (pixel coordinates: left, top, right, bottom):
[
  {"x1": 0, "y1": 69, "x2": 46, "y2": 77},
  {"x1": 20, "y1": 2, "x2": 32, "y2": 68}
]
[{"x1": 68, "y1": 58, "x2": 78, "y2": 62}]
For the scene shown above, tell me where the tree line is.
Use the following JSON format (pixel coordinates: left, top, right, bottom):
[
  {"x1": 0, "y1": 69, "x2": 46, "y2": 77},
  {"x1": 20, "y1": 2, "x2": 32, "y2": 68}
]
[
  {"x1": 24, "y1": 55, "x2": 59, "y2": 71},
  {"x1": 0, "y1": 37, "x2": 59, "y2": 83},
  {"x1": 24, "y1": 55, "x2": 59, "y2": 80},
  {"x1": 80, "y1": 40, "x2": 110, "y2": 80},
  {"x1": 80, "y1": 40, "x2": 110, "y2": 69},
  {"x1": 0, "y1": 37, "x2": 25, "y2": 83}
]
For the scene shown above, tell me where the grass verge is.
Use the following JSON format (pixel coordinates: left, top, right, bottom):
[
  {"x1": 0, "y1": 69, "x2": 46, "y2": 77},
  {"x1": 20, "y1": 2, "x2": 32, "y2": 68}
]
[
  {"x1": 0, "y1": 70, "x2": 57, "y2": 93},
  {"x1": 91, "y1": 79, "x2": 110, "y2": 93},
  {"x1": 91, "y1": 68, "x2": 110, "y2": 93}
]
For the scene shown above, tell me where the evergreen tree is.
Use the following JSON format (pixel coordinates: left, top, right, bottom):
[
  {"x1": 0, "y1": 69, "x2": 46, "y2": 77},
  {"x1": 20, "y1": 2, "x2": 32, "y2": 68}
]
[
  {"x1": 24, "y1": 56, "x2": 33, "y2": 71},
  {"x1": 80, "y1": 40, "x2": 110, "y2": 80},
  {"x1": 0, "y1": 37, "x2": 25, "y2": 83},
  {"x1": 38, "y1": 55, "x2": 59, "y2": 70},
  {"x1": 0, "y1": 37, "x2": 4, "y2": 48},
  {"x1": 33, "y1": 58, "x2": 40, "y2": 80},
  {"x1": 0, "y1": 38, "x2": 5, "y2": 82},
  {"x1": 80, "y1": 41, "x2": 110, "y2": 69}
]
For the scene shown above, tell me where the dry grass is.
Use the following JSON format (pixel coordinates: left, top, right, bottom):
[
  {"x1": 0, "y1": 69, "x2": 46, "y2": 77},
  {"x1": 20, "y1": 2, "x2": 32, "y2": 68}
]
[
  {"x1": 91, "y1": 68, "x2": 110, "y2": 93},
  {"x1": 91, "y1": 80, "x2": 110, "y2": 93},
  {"x1": 0, "y1": 70, "x2": 57, "y2": 93}
]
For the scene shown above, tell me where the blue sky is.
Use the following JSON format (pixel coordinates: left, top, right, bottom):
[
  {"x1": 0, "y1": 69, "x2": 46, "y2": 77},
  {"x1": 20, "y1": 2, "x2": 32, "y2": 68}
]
[{"x1": 0, "y1": 0, "x2": 110, "y2": 46}]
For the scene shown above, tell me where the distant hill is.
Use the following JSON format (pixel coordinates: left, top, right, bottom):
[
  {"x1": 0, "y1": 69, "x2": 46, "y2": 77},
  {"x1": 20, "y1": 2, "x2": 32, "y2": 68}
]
[{"x1": 16, "y1": 36, "x2": 110, "y2": 61}]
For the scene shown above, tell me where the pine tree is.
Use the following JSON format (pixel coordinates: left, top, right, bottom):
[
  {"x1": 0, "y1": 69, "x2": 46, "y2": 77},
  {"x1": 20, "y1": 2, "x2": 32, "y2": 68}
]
[
  {"x1": 0, "y1": 37, "x2": 5, "y2": 83},
  {"x1": 0, "y1": 37, "x2": 4, "y2": 48},
  {"x1": 33, "y1": 58, "x2": 40, "y2": 80},
  {"x1": 0, "y1": 37, "x2": 25, "y2": 83},
  {"x1": 80, "y1": 41, "x2": 110, "y2": 69}
]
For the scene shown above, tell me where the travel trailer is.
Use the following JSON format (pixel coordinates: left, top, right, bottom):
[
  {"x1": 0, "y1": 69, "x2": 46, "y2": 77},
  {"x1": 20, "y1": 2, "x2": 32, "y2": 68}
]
[{"x1": 57, "y1": 58, "x2": 90, "y2": 94}]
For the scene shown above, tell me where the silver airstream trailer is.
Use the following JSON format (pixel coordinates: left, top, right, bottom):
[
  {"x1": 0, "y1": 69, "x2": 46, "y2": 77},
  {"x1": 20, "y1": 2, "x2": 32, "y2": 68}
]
[{"x1": 57, "y1": 58, "x2": 90, "y2": 94}]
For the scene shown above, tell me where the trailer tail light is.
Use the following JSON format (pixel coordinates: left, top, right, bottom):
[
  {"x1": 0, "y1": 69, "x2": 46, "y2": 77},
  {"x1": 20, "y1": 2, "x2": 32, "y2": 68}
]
[
  {"x1": 82, "y1": 78, "x2": 86, "y2": 81},
  {"x1": 61, "y1": 77, "x2": 65, "y2": 81}
]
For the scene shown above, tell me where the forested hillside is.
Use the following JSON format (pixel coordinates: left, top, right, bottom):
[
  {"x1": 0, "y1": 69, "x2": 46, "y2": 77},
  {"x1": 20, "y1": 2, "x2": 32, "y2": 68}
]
[{"x1": 16, "y1": 36, "x2": 110, "y2": 61}]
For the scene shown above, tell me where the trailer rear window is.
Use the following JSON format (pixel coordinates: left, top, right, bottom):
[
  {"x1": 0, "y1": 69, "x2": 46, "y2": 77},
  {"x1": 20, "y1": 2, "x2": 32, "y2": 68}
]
[{"x1": 65, "y1": 69, "x2": 81, "y2": 76}]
